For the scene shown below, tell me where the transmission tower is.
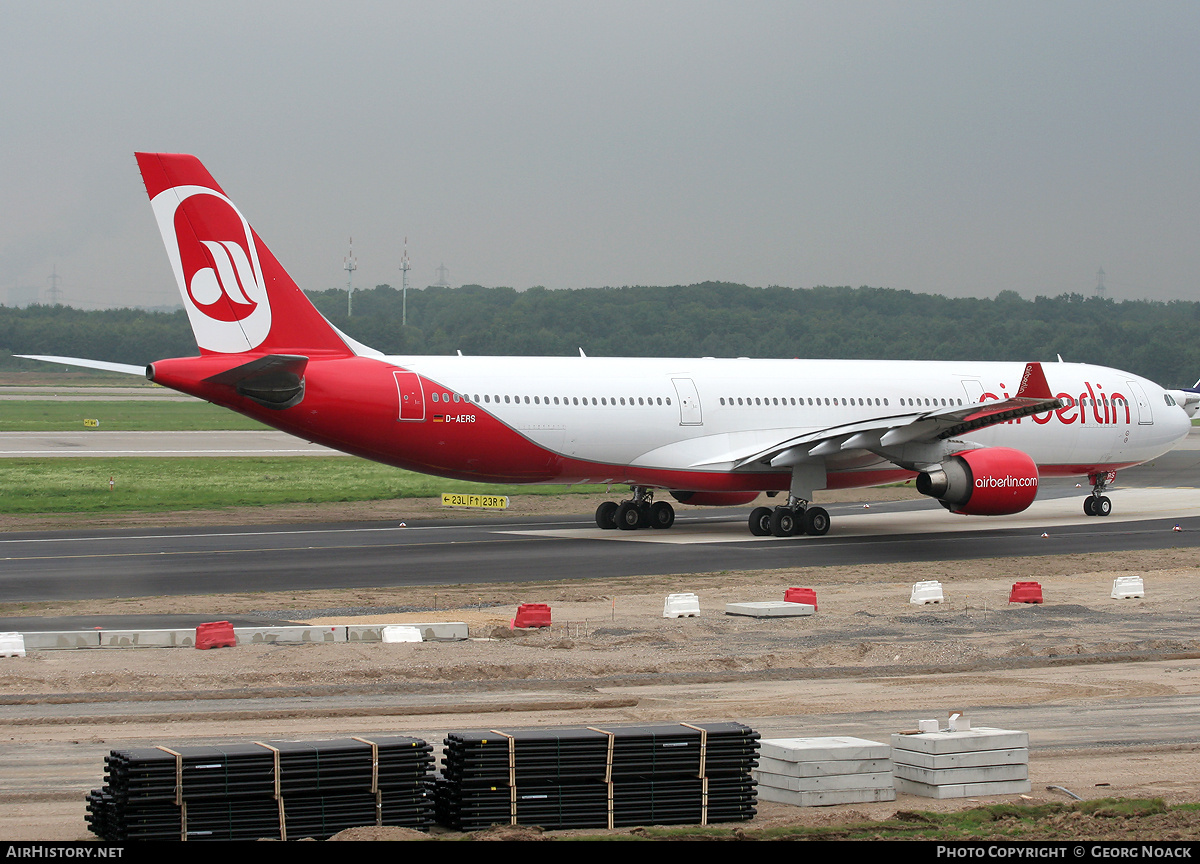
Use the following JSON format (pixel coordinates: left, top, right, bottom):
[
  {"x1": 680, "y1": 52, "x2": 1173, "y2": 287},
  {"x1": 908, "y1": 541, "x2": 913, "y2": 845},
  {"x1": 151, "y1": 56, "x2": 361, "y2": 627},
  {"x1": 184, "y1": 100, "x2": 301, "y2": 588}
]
[
  {"x1": 46, "y1": 264, "x2": 63, "y2": 306},
  {"x1": 344, "y1": 237, "x2": 357, "y2": 315},
  {"x1": 1095, "y1": 266, "x2": 1106, "y2": 298},
  {"x1": 434, "y1": 262, "x2": 450, "y2": 288},
  {"x1": 399, "y1": 237, "x2": 411, "y2": 326}
]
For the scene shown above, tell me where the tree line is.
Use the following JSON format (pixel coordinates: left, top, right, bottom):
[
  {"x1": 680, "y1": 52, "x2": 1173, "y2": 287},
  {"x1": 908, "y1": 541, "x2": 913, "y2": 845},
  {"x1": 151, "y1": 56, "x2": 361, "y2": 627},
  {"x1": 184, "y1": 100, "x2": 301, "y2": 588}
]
[{"x1": 3, "y1": 283, "x2": 1199, "y2": 387}]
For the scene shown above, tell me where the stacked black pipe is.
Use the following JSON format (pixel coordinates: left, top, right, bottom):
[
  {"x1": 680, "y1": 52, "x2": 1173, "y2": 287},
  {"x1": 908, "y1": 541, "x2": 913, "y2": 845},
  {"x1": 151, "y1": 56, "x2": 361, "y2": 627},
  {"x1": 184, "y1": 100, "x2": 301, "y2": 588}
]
[
  {"x1": 437, "y1": 722, "x2": 759, "y2": 830},
  {"x1": 86, "y1": 736, "x2": 435, "y2": 841}
]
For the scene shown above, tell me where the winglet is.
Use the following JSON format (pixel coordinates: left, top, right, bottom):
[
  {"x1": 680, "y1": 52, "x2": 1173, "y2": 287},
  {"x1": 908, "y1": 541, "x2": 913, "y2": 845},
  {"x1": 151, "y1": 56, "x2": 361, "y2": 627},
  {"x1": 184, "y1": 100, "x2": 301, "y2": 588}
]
[{"x1": 1015, "y1": 362, "x2": 1052, "y2": 400}]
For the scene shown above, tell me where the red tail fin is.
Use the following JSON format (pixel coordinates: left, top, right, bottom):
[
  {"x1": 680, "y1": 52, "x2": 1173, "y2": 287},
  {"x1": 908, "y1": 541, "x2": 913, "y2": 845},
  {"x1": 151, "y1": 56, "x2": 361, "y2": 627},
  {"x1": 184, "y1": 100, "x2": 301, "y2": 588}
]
[{"x1": 135, "y1": 153, "x2": 352, "y2": 357}]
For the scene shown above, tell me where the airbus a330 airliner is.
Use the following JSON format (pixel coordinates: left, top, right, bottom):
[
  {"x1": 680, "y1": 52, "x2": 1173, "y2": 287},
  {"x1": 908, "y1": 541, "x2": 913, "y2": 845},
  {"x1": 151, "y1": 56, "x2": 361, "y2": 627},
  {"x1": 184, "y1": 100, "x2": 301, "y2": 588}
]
[{"x1": 23, "y1": 154, "x2": 1199, "y2": 537}]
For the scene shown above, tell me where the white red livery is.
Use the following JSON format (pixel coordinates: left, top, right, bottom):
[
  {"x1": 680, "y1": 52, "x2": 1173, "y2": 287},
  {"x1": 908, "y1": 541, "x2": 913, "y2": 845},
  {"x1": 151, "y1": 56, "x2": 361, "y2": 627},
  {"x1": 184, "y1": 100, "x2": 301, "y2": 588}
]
[{"x1": 25, "y1": 154, "x2": 1198, "y2": 536}]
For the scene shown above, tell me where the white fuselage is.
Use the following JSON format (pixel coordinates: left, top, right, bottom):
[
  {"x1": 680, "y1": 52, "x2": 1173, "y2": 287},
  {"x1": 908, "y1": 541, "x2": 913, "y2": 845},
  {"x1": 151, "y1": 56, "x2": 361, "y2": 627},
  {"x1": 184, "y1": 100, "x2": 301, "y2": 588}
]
[{"x1": 380, "y1": 355, "x2": 1190, "y2": 487}]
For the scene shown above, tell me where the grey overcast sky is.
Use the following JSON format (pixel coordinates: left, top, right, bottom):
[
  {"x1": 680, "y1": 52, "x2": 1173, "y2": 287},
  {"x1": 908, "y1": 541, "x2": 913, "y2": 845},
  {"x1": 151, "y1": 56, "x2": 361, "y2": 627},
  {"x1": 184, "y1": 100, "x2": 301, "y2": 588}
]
[{"x1": 2, "y1": 1, "x2": 1198, "y2": 309}]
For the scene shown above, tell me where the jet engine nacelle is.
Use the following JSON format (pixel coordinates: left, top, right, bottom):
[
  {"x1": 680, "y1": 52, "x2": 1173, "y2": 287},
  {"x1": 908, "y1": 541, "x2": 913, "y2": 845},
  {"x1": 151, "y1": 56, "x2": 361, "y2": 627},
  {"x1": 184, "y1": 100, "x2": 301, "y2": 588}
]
[
  {"x1": 670, "y1": 490, "x2": 762, "y2": 507},
  {"x1": 915, "y1": 447, "x2": 1039, "y2": 516}
]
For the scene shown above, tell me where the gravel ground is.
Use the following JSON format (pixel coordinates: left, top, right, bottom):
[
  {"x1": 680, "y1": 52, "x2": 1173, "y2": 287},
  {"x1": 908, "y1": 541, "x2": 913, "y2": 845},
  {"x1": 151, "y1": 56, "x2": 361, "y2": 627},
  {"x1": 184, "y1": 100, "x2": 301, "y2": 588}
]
[{"x1": 1, "y1": 497, "x2": 1199, "y2": 840}]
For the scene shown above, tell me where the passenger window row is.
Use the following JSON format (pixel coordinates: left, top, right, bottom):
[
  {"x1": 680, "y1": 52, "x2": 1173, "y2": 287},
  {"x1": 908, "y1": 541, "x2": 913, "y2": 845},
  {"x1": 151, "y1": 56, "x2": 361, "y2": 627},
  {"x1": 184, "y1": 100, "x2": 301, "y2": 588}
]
[
  {"x1": 428, "y1": 391, "x2": 672, "y2": 407},
  {"x1": 716, "y1": 396, "x2": 969, "y2": 408}
]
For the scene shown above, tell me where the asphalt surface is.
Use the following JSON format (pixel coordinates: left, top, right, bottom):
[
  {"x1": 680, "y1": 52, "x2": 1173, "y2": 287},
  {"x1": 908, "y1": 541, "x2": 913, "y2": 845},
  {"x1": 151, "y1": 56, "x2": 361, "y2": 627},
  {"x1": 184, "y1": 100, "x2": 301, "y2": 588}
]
[{"x1": 0, "y1": 430, "x2": 1196, "y2": 611}]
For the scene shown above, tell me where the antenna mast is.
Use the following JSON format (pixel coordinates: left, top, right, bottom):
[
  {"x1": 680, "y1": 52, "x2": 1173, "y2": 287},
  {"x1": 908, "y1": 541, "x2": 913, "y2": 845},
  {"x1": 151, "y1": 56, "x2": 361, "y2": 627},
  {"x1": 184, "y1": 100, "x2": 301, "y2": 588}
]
[
  {"x1": 400, "y1": 237, "x2": 411, "y2": 326},
  {"x1": 343, "y1": 237, "x2": 357, "y2": 316}
]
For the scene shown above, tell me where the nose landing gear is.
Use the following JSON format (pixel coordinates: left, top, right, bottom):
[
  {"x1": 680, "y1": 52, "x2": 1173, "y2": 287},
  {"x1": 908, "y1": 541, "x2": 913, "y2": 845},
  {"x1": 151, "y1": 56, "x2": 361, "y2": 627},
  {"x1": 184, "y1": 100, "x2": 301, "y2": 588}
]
[{"x1": 1083, "y1": 471, "x2": 1115, "y2": 517}]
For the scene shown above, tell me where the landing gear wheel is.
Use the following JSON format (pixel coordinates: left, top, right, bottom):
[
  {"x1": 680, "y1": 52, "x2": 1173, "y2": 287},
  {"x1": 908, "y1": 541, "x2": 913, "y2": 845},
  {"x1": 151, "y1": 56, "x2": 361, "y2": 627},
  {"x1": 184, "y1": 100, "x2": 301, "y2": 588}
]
[
  {"x1": 769, "y1": 508, "x2": 796, "y2": 537},
  {"x1": 803, "y1": 506, "x2": 831, "y2": 536},
  {"x1": 749, "y1": 506, "x2": 773, "y2": 536},
  {"x1": 616, "y1": 502, "x2": 642, "y2": 530},
  {"x1": 1095, "y1": 495, "x2": 1112, "y2": 516},
  {"x1": 649, "y1": 501, "x2": 675, "y2": 529},
  {"x1": 1083, "y1": 496, "x2": 1096, "y2": 517},
  {"x1": 595, "y1": 501, "x2": 618, "y2": 529}
]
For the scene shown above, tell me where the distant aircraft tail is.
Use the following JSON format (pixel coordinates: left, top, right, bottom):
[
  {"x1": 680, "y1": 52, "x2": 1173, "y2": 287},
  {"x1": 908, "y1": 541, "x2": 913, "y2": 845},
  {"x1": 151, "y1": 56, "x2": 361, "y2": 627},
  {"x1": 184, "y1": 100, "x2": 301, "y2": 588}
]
[{"x1": 135, "y1": 153, "x2": 353, "y2": 358}]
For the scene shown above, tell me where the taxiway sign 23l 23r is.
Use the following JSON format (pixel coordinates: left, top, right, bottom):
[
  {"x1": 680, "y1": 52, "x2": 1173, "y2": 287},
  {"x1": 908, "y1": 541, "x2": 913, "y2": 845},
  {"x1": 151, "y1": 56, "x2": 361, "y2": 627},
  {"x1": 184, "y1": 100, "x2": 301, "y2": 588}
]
[{"x1": 22, "y1": 153, "x2": 1199, "y2": 538}]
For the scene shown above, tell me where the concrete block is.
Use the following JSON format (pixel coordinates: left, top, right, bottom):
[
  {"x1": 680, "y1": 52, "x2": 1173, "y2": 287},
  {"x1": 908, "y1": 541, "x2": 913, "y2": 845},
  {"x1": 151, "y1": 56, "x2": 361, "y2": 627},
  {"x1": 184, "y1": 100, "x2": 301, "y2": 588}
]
[
  {"x1": 891, "y1": 726, "x2": 1031, "y2": 798},
  {"x1": 345, "y1": 622, "x2": 468, "y2": 642},
  {"x1": 894, "y1": 777, "x2": 1031, "y2": 799},
  {"x1": 893, "y1": 762, "x2": 1028, "y2": 786},
  {"x1": 234, "y1": 625, "x2": 346, "y2": 644},
  {"x1": 760, "y1": 737, "x2": 890, "y2": 762},
  {"x1": 754, "y1": 769, "x2": 895, "y2": 793},
  {"x1": 757, "y1": 756, "x2": 893, "y2": 778},
  {"x1": 757, "y1": 785, "x2": 896, "y2": 807},
  {"x1": 99, "y1": 629, "x2": 195, "y2": 648},
  {"x1": 21, "y1": 631, "x2": 101, "y2": 650},
  {"x1": 725, "y1": 601, "x2": 814, "y2": 618},
  {"x1": 891, "y1": 727, "x2": 1028, "y2": 756},
  {"x1": 894, "y1": 748, "x2": 1028, "y2": 771}
]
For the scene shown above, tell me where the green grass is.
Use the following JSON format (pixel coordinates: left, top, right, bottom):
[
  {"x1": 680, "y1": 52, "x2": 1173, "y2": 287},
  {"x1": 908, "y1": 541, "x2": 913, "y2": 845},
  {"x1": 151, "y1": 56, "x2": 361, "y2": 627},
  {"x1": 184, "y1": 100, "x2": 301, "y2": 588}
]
[
  {"x1": 0, "y1": 458, "x2": 609, "y2": 513},
  {"x1": 0, "y1": 401, "x2": 268, "y2": 432},
  {"x1": 0, "y1": 393, "x2": 606, "y2": 513},
  {"x1": 0, "y1": 457, "x2": 606, "y2": 514},
  {"x1": 559, "y1": 798, "x2": 1173, "y2": 841}
]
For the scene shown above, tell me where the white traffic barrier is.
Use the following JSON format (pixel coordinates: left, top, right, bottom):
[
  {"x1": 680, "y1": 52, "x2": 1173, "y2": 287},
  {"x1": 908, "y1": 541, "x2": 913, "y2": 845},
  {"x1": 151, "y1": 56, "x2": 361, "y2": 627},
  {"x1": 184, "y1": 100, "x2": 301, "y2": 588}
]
[
  {"x1": 0, "y1": 632, "x2": 26, "y2": 658},
  {"x1": 1111, "y1": 575, "x2": 1145, "y2": 599},
  {"x1": 382, "y1": 625, "x2": 423, "y2": 643},
  {"x1": 910, "y1": 581, "x2": 944, "y2": 605},
  {"x1": 663, "y1": 593, "x2": 701, "y2": 618}
]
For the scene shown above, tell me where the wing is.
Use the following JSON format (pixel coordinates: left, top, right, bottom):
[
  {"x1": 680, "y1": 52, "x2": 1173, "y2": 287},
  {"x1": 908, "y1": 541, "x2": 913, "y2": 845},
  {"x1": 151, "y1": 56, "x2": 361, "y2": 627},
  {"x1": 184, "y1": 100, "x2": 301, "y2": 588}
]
[{"x1": 729, "y1": 361, "x2": 1062, "y2": 472}]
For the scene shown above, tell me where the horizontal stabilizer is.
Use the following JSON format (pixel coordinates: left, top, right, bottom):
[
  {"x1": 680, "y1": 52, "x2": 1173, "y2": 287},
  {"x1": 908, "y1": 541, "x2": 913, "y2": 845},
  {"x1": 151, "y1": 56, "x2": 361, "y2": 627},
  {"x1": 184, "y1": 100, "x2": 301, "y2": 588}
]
[
  {"x1": 16, "y1": 355, "x2": 146, "y2": 377},
  {"x1": 203, "y1": 354, "x2": 309, "y2": 409}
]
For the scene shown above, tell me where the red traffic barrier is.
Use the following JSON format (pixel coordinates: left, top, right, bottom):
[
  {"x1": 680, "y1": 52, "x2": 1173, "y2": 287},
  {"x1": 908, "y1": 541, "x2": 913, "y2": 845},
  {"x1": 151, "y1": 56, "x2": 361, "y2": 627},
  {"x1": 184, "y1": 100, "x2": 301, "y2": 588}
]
[
  {"x1": 195, "y1": 620, "x2": 237, "y2": 649},
  {"x1": 1008, "y1": 582, "x2": 1044, "y2": 604},
  {"x1": 784, "y1": 587, "x2": 818, "y2": 610},
  {"x1": 512, "y1": 603, "x2": 552, "y2": 629}
]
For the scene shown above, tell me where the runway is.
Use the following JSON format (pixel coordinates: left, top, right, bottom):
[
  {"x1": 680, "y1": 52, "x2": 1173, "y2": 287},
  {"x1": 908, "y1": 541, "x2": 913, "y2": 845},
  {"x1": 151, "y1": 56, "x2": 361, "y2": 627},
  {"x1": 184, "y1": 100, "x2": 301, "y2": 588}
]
[
  {"x1": 0, "y1": 429, "x2": 1196, "y2": 604},
  {"x1": 0, "y1": 429, "x2": 336, "y2": 456},
  {"x1": 1, "y1": 482, "x2": 1198, "y2": 605}
]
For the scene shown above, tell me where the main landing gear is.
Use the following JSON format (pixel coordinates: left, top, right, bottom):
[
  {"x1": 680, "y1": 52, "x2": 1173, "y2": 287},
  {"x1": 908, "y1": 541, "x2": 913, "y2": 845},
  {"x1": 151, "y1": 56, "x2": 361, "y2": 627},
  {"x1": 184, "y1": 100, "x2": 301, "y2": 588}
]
[
  {"x1": 1083, "y1": 471, "x2": 1115, "y2": 517},
  {"x1": 595, "y1": 487, "x2": 675, "y2": 531},
  {"x1": 748, "y1": 499, "x2": 830, "y2": 537}
]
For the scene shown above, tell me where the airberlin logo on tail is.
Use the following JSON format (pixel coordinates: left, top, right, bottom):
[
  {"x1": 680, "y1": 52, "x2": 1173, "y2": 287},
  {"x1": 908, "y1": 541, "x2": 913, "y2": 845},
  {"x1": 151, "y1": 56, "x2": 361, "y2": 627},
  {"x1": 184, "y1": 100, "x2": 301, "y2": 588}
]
[
  {"x1": 190, "y1": 239, "x2": 259, "y2": 322},
  {"x1": 150, "y1": 185, "x2": 272, "y2": 353}
]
